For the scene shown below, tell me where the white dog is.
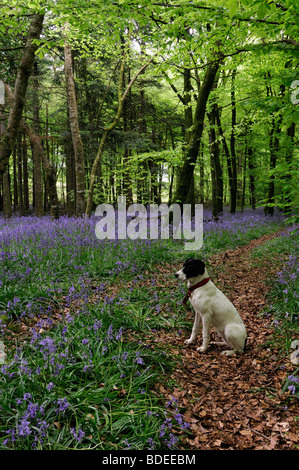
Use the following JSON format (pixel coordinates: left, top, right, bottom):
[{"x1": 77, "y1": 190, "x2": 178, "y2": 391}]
[{"x1": 175, "y1": 258, "x2": 247, "y2": 356}]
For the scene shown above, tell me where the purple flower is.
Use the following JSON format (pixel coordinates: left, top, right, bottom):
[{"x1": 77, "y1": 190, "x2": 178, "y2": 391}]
[
  {"x1": 121, "y1": 351, "x2": 129, "y2": 361},
  {"x1": 56, "y1": 397, "x2": 69, "y2": 413},
  {"x1": 70, "y1": 427, "x2": 85, "y2": 442},
  {"x1": 39, "y1": 336, "x2": 56, "y2": 357},
  {"x1": 135, "y1": 351, "x2": 144, "y2": 365},
  {"x1": 18, "y1": 419, "x2": 32, "y2": 437},
  {"x1": 46, "y1": 382, "x2": 55, "y2": 391},
  {"x1": 147, "y1": 437, "x2": 155, "y2": 450}
]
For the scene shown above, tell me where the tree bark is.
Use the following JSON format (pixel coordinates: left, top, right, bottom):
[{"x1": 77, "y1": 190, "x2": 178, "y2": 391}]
[
  {"x1": 5, "y1": 83, "x2": 59, "y2": 218},
  {"x1": 22, "y1": 136, "x2": 29, "y2": 212},
  {"x1": 17, "y1": 130, "x2": 24, "y2": 216},
  {"x1": 172, "y1": 61, "x2": 220, "y2": 205},
  {"x1": 264, "y1": 115, "x2": 282, "y2": 215},
  {"x1": 164, "y1": 66, "x2": 195, "y2": 204},
  {"x1": 0, "y1": 106, "x2": 11, "y2": 218},
  {"x1": 32, "y1": 61, "x2": 44, "y2": 216},
  {"x1": 284, "y1": 122, "x2": 295, "y2": 214},
  {"x1": 2, "y1": 170, "x2": 12, "y2": 218},
  {"x1": 229, "y1": 68, "x2": 238, "y2": 213},
  {"x1": 208, "y1": 96, "x2": 223, "y2": 217},
  {"x1": 122, "y1": 68, "x2": 133, "y2": 205},
  {"x1": 64, "y1": 42, "x2": 86, "y2": 216},
  {"x1": 65, "y1": 125, "x2": 76, "y2": 217},
  {"x1": 247, "y1": 144, "x2": 256, "y2": 210},
  {"x1": 0, "y1": 13, "x2": 44, "y2": 182}
]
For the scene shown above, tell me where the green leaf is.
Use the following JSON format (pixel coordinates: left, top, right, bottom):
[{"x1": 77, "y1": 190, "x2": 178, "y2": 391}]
[
  {"x1": 229, "y1": 3, "x2": 238, "y2": 18},
  {"x1": 257, "y1": 3, "x2": 268, "y2": 20}
]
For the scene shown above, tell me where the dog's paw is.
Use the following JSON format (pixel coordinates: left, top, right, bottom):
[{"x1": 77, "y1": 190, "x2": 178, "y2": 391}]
[
  {"x1": 184, "y1": 338, "x2": 195, "y2": 345},
  {"x1": 197, "y1": 345, "x2": 207, "y2": 353},
  {"x1": 221, "y1": 349, "x2": 236, "y2": 356}
]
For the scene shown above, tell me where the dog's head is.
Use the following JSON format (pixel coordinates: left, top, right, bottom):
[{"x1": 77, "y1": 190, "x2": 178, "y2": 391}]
[{"x1": 175, "y1": 258, "x2": 206, "y2": 281}]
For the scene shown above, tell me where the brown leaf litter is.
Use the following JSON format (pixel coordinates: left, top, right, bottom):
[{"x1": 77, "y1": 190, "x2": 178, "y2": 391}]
[{"x1": 138, "y1": 231, "x2": 299, "y2": 450}]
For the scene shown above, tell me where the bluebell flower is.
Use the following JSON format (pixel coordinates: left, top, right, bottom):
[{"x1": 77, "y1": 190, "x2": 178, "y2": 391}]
[
  {"x1": 135, "y1": 351, "x2": 144, "y2": 365},
  {"x1": 46, "y1": 382, "x2": 54, "y2": 391},
  {"x1": 70, "y1": 427, "x2": 85, "y2": 442},
  {"x1": 56, "y1": 397, "x2": 69, "y2": 413}
]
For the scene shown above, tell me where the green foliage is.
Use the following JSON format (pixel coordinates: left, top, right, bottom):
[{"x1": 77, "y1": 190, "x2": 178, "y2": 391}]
[
  {"x1": 250, "y1": 226, "x2": 299, "y2": 399},
  {"x1": 0, "y1": 0, "x2": 298, "y2": 212}
]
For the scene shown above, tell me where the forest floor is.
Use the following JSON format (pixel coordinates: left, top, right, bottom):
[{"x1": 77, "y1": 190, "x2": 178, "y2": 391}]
[
  {"x1": 6, "y1": 228, "x2": 298, "y2": 450},
  {"x1": 138, "y1": 231, "x2": 299, "y2": 450}
]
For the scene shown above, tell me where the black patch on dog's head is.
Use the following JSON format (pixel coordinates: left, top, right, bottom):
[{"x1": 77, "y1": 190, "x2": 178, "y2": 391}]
[{"x1": 182, "y1": 258, "x2": 205, "y2": 279}]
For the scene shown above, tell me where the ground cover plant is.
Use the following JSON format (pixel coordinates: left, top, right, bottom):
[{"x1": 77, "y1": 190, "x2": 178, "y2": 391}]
[
  {"x1": 250, "y1": 226, "x2": 299, "y2": 400},
  {"x1": 0, "y1": 208, "x2": 297, "y2": 450}
]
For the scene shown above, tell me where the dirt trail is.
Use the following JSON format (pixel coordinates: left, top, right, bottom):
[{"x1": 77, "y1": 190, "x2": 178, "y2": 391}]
[{"x1": 149, "y1": 231, "x2": 299, "y2": 450}]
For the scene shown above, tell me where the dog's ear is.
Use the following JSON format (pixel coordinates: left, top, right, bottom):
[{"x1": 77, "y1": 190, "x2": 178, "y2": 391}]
[
  {"x1": 195, "y1": 259, "x2": 205, "y2": 275},
  {"x1": 183, "y1": 258, "x2": 205, "y2": 278}
]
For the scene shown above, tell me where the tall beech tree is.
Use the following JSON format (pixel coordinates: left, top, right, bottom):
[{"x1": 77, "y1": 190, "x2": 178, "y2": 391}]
[
  {"x1": 64, "y1": 40, "x2": 86, "y2": 217},
  {"x1": 172, "y1": 60, "x2": 220, "y2": 205},
  {"x1": 32, "y1": 61, "x2": 44, "y2": 217},
  {"x1": 0, "y1": 13, "x2": 44, "y2": 182},
  {"x1": 5, "y1": 83, "x2": 59, "y2": 219}
]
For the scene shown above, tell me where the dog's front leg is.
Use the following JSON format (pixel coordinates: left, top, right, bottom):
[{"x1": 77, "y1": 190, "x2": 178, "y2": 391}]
[
  {"x1": 184, "y1": 312, "x2": 201, "y2": 345},
  {"x1": 197, "y1": 314, "x2": 211, "y2": 353}
]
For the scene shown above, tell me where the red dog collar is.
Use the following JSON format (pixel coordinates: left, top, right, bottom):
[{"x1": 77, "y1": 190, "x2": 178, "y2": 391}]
[{"x1": 182, "y1": 277, "x2": 210, "y2": 305}]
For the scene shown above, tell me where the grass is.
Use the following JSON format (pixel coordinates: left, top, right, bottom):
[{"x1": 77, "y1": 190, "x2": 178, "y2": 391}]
[
  {"x1": 250, "y1": 224, "x2": 299, "y2": 400},
  {"x1": 0, "y1": 207, "x2": 294, "y2": 450}
]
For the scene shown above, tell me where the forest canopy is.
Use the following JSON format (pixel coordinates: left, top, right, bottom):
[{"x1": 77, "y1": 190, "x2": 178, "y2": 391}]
[{"x1": 0, "y1": 0, "x2": 298, "y2": 219}]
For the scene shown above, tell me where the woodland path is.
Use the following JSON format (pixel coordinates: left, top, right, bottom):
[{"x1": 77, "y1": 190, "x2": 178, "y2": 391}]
[{"x1": 144, "y1": 231, "x2": 299, "y2": 450}]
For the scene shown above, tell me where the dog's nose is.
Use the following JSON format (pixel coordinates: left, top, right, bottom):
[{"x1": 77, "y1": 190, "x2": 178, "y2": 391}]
[{"x1": 175, "y1": 273, "x2": 179, "y2": 278}]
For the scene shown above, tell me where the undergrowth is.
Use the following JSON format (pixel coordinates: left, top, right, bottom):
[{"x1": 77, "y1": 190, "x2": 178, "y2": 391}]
[
  {"x1": 250, "y1": 224, "x2": 299, "y2": 400},
  {"x1": 0, "y1": 208, "x2": 290, "y2": 449}
]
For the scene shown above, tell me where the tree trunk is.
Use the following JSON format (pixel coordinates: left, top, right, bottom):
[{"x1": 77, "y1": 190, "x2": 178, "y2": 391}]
[
  {"x1": 165, "y1": 66, "x2": 195, "y2": 205},
  {"x1": 64, "y1": 42, "x2": 85, "y2": 216},
  {"x1": 65, "y1": 126, "x2": 76, "y2": 217},
  {"x1": 0, "y1": 107, "x2": 12, "y2": 218},
  {"x1": 17, "y1": 130, "x2": 24, "y2": 216},
  {"x1": 241, "y1": 147, "x2": 247, "y2": 212},
  {"x1": 0, "y1": 13, "x2": 44, "y2": 182},
  {"x1": 24, "y1": 123, "x2": 59, "y2": 219},
  {"x1": 247, "y1": 145, "x2": 256, "y2": 210},
  {"x1": 229, "y1": 68, "x2": 238, "y2": 213},
  {"x1": 264, "y1": 115, "x2": 282, "y2": 216},
  {"x1": 214, "y1": 104, "x2": 235, "y2": 211},
  {"x1": 13, "y1": 146, "x2": 18, "y2": 210},
  {"x1": 5, "y1": 83, "x2": 58, "y2": 218},
  {"x1": 199, "y1": 143, "x2": 205, "y2": 204},
  {"x1": 2, "y1": 169, "x2": 12, "y2": 218},
  {"x1": 172, "y1": 61, "x2": 220, "y2": 205},
  {"x1": 208, "y1": 100, "x2": 223, "y2": 217},
  {"x1": 32, "y1": 61, "x2": 44, "y2": 216},
  {"x1": 284, "y1": 122, "x2": 295, "y2": 214},
  {"x1": 23, "y1": 136, "x2": 29, "y2": 212},
  {"x1": 122, "y1": 68, "x2": 133, "y2": 205}
]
